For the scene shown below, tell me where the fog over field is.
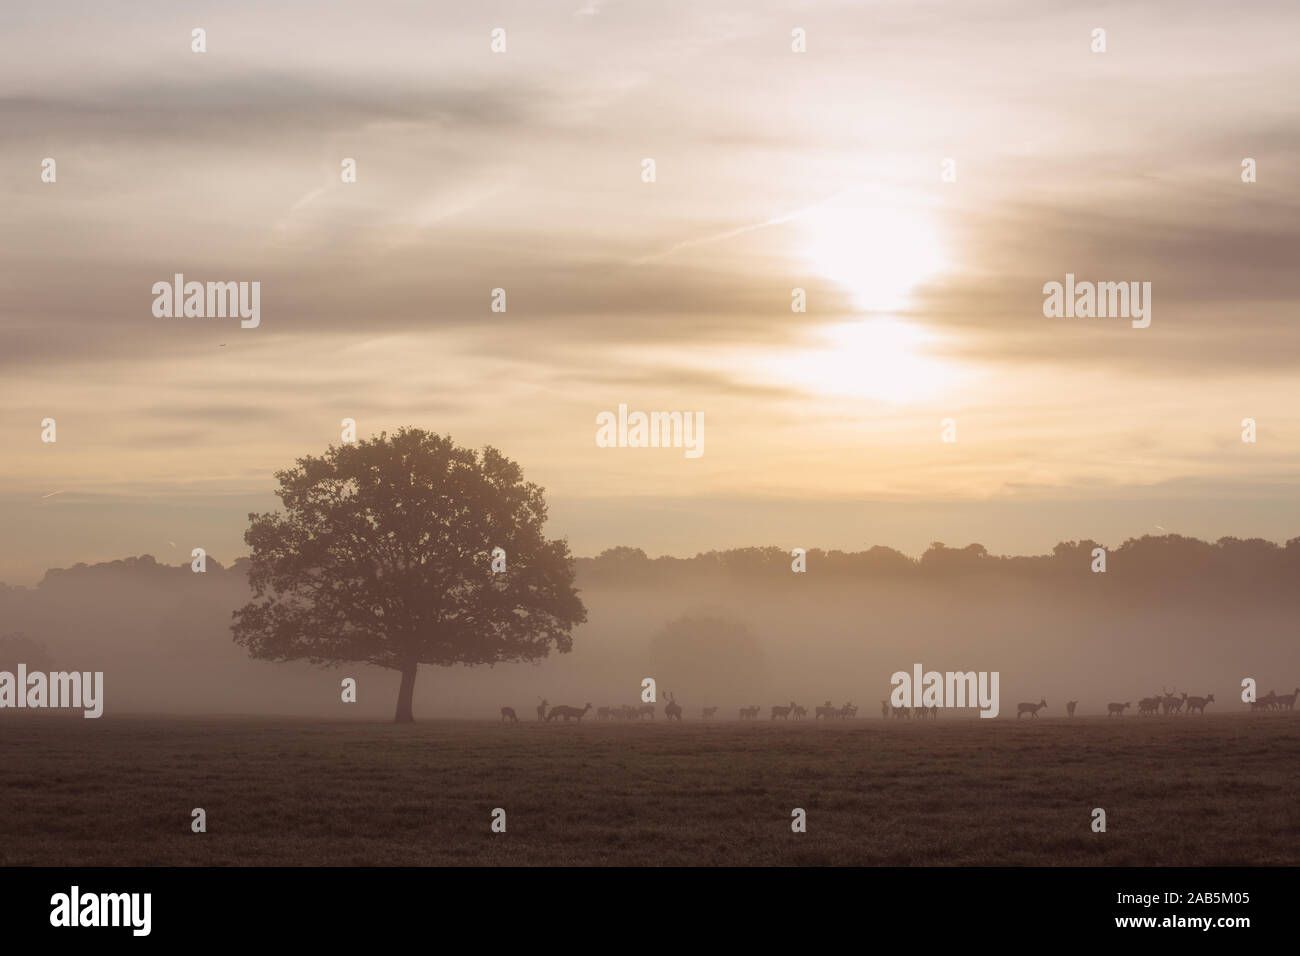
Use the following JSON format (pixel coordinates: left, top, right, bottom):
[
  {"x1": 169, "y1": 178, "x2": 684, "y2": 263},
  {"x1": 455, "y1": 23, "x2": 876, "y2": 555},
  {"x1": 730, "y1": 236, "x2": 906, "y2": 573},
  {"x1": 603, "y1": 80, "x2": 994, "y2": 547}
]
[{"x1": 3, "y1": 535, "x2": 1296, "y2": 720}]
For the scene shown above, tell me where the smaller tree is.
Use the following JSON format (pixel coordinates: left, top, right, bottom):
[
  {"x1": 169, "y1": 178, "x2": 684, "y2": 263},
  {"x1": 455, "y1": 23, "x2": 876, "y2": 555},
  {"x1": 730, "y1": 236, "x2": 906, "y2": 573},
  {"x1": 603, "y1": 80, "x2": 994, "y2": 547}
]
[{"x1": 0, "y1": 632, "x2": 54, "y2": 673}]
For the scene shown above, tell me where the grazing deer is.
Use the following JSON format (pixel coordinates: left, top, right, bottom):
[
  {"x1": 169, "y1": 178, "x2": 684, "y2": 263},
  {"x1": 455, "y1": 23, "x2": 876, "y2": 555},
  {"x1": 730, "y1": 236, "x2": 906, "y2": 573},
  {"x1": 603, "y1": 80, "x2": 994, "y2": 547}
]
[
  {"x1": 702, "y1": 706, "x2": 717, "y2": 719},
  {"x1": 637, "y1": 703, "x2": 655, "y2": 720},
  {"x1": 1066, "y1": 700, "x2": 1077, "y2": 717},
  {"x1": 664, "y1": 693, "x2": 683, "y2": 721},
  {"x1": 1184, "y1": 693, "x2": 1214, "y2": 714},
  {"x1": 815, "y1": 701, "x2": 838, "y2": 720},
  {"x1": 536, "y1": 698, "x2": 548, "y2": 722},
  {"x1": 1107, "y1": 701, "x2": 1130, "y2": 717},
  {"x1": 771, "y1": 701, "x2": 796, "y2": 720},
  {"x1": 546, "y1": 702, "x2": 592, "y2": 722},
  {"x1": 500, "y1": 706, "x2": 518, "y2": 723},
  {"x1": 1017, "y1": 699, "x2": 1047, "y2": 719}
]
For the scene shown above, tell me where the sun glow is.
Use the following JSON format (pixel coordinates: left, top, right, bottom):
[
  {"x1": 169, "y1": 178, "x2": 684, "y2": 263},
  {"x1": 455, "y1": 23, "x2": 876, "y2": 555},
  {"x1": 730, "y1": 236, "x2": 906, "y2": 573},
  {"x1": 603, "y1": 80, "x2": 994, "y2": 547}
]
[
  {"x1": 800, "y1": 197, "x2": 946, "y2": 312},
  {"x1": 755, "y1": 319, "x2": 957, "y2": 403}
]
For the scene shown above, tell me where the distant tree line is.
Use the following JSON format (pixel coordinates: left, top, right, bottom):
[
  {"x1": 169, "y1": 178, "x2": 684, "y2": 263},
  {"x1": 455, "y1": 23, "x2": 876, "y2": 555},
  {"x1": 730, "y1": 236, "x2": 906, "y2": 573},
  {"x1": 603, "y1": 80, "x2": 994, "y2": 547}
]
[{"x1": 575, "y1": 536, "x2": 1300, "y2": 595}]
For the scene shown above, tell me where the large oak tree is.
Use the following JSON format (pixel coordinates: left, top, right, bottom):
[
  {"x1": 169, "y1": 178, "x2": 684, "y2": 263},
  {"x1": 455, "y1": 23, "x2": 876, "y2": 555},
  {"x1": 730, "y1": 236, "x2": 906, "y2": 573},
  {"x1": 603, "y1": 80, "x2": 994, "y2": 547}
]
[{"x1": 232, "y1": 429, "x2": 586, "y2": 722}]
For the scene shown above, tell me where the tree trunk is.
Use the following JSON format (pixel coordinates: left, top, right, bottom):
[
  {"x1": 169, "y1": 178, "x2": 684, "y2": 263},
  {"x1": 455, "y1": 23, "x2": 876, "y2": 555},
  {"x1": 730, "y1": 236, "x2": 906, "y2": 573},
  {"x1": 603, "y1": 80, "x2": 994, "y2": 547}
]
[{"x1": 394, "y1": 661, "x2": 418, "y2": 723}]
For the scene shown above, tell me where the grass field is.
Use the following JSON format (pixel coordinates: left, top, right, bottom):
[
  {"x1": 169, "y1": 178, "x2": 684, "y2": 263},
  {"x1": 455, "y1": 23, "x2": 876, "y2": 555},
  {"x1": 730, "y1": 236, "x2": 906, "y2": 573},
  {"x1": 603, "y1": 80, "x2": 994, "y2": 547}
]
[{"x1": 2, "y1": 714, "x2": 1297, "y2": 866}]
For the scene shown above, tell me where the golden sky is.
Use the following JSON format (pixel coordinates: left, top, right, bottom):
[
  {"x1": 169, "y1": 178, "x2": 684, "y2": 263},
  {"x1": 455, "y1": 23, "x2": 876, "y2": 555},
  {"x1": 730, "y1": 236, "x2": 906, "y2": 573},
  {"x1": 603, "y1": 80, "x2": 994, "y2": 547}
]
[{"x1": 2, "y1": 0, "x2": 1298, "y2": 583}]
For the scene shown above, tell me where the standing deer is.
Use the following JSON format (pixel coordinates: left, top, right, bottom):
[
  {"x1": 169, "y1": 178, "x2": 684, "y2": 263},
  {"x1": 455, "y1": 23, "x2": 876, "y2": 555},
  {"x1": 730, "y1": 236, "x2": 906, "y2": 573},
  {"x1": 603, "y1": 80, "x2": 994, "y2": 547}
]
[
  {"x1": 880, "y1": 700, "x2": 890, "y2": 719},
  {"x1": 546, "y1": 703, "x2": 592, "y2": 722},
  {"x1": 815, "y1": 701, "x2": 838, "y2": 720},
  {"x1": 840, "y1": 703, "x2": 859, "y2": 719},
  {"x1": 1138, "y1": 696, "x2": 1160, "y2": 716},
  {"x1": 1017, "y1": 699, "x2": 1047, "y2": 719},
  {"x1": 891, "y1": 705, "x2": 910, "y2": 719},
  {"x1": 1273, "y1": 688, "x2": 1299, "y2": 711},
  {"x1": 739, "y1": 705, "x2": 759, "y2": 720},
  {"x1": 791, "y1": 704, "x2": 808, "y2": 720},
  {"x1": 1066, "y1": 700, "x2": 1077, "y2": 717},
  {"x1": 1184, "y1": 693, "x2": 1215, "y2": 714},
  {"x1": 664, "y1": 693, "x2": 682, "y2": 721},
  {"x1": 771, "y1": 701, "x2": 796, "y2": 720},
  {"x1": 500, "y1": 706, "x2": 518, "y2": 723},
  {"x1": 536, "y1": 698, "x2": 548, "y2": 722},
  {"x1": 702, "y1": 706, "x2": 717, "y2": 720},
  {"x1": 1107, "y1": 701, "x2": 1130, "y2": 717},
  {"x1": 637, "y1": 703, "x2": 655, "y2": 720}
]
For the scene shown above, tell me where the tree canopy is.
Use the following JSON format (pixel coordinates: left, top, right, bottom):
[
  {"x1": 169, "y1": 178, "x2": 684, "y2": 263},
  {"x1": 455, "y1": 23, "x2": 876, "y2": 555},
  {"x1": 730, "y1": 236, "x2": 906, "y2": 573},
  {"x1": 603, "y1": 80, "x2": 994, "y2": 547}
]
[{"x1": 232, "y1": 428, "x2": 586, "y2": 721}]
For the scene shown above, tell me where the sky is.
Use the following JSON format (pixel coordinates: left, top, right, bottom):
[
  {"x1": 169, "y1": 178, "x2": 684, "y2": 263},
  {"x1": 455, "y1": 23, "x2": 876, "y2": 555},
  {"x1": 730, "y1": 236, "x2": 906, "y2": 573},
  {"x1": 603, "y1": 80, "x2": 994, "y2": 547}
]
[{"x1": 2, "y1": 0, "x2": 1298, "y2": 585}]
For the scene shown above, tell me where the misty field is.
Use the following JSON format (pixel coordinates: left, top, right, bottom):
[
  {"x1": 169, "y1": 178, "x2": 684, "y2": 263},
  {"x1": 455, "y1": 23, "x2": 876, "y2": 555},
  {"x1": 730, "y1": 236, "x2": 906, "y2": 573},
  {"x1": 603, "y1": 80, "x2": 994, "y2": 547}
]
[{"x1": 2, "y1": 714, "x2": 1297, "y2": 866}]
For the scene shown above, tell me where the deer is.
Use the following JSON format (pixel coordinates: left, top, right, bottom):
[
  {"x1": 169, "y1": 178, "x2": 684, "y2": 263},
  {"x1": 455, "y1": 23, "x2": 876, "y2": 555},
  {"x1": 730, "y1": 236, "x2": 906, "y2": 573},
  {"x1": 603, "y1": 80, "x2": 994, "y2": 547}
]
[
  {"x1": 880, "y1": 699, "x2": 890, "y2": 719},
  {"x1": 891, "y1": 705, "x2": 910, "y2": 719},
  {"x1": 1017, "y1": 699, "x2": 1047, "y2": 719},
  {"x1": 637, "y1": 703, "x2": 655, "y2": 720},
  {"x1": 739, "y1": 705, "x2": 759, "y2": 720},
  {"x1": 1138, "y1": 696, "x2": 1160, "y2": 716},
  {"x1": 536, "y1": 698, "x2": 548, "y2": 722},
  {"x1": 500, "y1": 706, "x2": 518, "y2": 723},
  {"x1": 1107, "y1": 701, "x2": 1130, "y2": 717},
  {"x1": 771, "y1": 701, "x2": 796, "y2": 720},
  {"x1": 840, "y1": 702, "x2": 858, "y2": 719},
  {"x1": 1169, "y1": 692, "x2": 1187, "y2": 715},
  {"x1": 1160, "y1": 687, "x2": 1182, "y2": 716},
  {"x1": 791, "y1": 704, "x2": 808, "y2": 720},
  {"x1": 546, "y1": 703, "x2": 592, "y2": 722},
  {"x1": 702, "y1": 706, "x2": 717, "y2": 720},
  {"x1": 1275, "y1": 688, "x2": 1299, "y2": 711},
  {"x1": 596, "y1": 706, "x2": 611, "y2": 721},
  {"x1": 815, "y1": 701, "x2": 838, "y2": 720},
  {"x1": 664, "y1": 693, "x2": 682, "y2": 721},
  {"x1": 1066, "y1": 700, "x2": 1077, "y2": 717},
  {"x1": 927, "y1": 705, "x2": 938, "y2": 719},
  {"x1": 1184, "y1": 693, "x2": 1214, "y2": 714}
]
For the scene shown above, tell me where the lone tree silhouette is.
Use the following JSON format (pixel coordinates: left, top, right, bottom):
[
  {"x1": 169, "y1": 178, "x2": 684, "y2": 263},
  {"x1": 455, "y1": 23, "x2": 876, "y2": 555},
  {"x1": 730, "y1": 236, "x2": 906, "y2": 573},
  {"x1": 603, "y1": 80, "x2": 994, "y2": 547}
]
[{"x1": 232, "y1": 428, "x2": 586, "y2": 722}]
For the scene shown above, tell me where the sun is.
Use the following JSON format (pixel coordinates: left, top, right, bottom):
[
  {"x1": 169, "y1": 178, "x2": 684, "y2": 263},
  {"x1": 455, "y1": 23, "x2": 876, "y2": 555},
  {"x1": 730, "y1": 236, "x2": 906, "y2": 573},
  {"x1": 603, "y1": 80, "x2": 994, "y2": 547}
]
[
  {"x1": 755, "y1": 319, "x2": 957, "y2": 403},
  {"x1": 800, "y1": 197, "x2": 946, "y2": 312}
]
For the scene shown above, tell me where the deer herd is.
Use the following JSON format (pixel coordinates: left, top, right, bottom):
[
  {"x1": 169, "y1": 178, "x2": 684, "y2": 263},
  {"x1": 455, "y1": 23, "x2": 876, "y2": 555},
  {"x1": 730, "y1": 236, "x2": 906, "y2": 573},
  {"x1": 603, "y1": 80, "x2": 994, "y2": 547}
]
[{"x1": 503, "y1": 685, "x2": 1298, "y2": 723}]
